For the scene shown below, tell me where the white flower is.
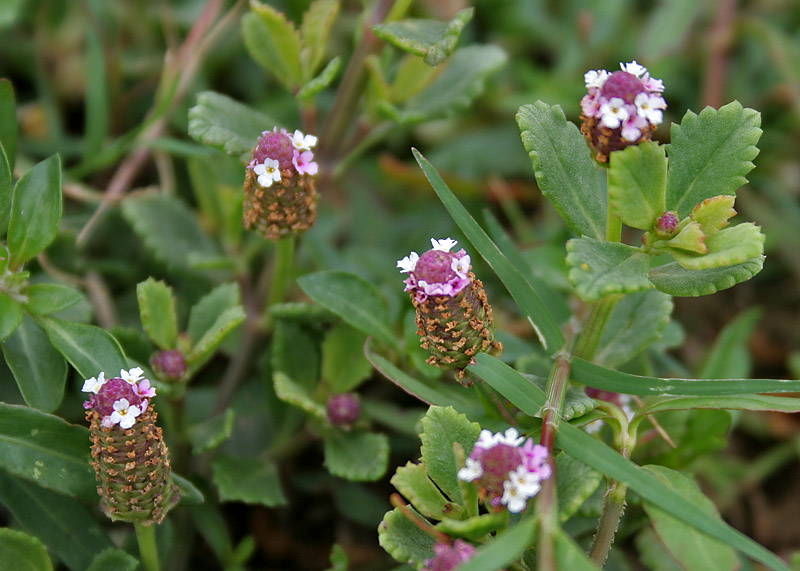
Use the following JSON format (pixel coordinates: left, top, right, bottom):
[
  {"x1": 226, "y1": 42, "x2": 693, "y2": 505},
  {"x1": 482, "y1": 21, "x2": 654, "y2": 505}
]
[
  {"x1": 397, "y1": 252, "x2": 419, "y2": 273},
  {"x1": 621, "y1": 60, "x2": 647, "y2": 78},
  {"x1": 457, "y1": 458, "x2": 483, "y2": 482},
  {"x1": 120, "y1": 367, "x2": 144, "y2": 385},
  {"x1": 497, "y1": 427, "x2": 524, "y2": 446},
  {"x1": 509, "y1": 465, "x2": 542, "y2": 497},
  {"x1": 475, "y1": 429, "x2": 501, "y2": 450},
  {"x1": 430, "y1": 238, "x2": 457, "y2": 252},
  {"x1": 584, "y1": 69, "x2": 609, "y2": 89},
  {"x1": 82, "y1": 372, "x2": 106, "y2": 394},
  {"x1": 501, "y1": 478, "x2": 529, "y2": 513},
  {"x1": 451, "y1": 255, "x2": 470, "y2": 278},
  {"x1": 108, "y1": 398, "x2": 141, "y2": 430},
  {"x1": 599, "y1": 98, "x2": 630, "y2": 129},
  {"x1": 291, "y1": 130, "x2": 317, "y2": 151},
  {"x1": 254, "y1": 159, "x2": 281, "y2": 188},
  {"x1": 635, "y1": 92, "x2": 666, "y2": 125}
]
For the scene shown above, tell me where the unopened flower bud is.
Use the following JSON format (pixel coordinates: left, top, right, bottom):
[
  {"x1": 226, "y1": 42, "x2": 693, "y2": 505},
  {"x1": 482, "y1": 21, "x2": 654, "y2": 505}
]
[
  {"x1": 243, "y1": 127, "x2": 319, "y2": 240},
  {"x1": 150, "y1": 349, "x2": 187, "y2": 381},
  {"x1": 83, "y1": 368, "x2": 180, "y2": 525},
  {"x1": 397, "y1": 238, "x2": 502, "y2": 385},
  {"x1": 326, "y1": 393, "x2": 361, "y2": 428},
  {"x1": 580, "y1": 61, "x2": 666, "y2": 162},
  {"x1": 654, "y1": 211, "x2": 680, "y2": 238}
]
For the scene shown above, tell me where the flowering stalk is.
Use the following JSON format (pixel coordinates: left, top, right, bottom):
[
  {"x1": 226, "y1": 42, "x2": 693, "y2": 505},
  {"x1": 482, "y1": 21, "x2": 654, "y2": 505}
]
[
  {"x1": 82, "y1": 368, "x2": 180, "y2": 526},
  {"x1": 243, "y1": 128, "x2": 319, "y2": 240},
  {"x1": 397, "y1": 238, "x2": 502, "y2": 384}
]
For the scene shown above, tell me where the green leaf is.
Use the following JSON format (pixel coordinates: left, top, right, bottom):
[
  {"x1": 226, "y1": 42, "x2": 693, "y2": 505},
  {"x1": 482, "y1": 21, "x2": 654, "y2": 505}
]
[
  {"x1": 517, "y1": 101, "x2": 605, "y2": 239},
  {"x1": 212, "y1": 454, "x2": 286, "y2": 507},
  {"x1": 669, "y1": 223, "x2": 764, "y2": 270},
  {"x1": 608, "y1": 141, "x2": 667, "y2": 230},
  {"x1": 273, "y1": 371, "x2": 326, "y2": 419},
  {"x1": 173, "y1": 473, "x2": 204, "y2": 505},
  {"x1": 297, "y1": 271, "x2": 399, "y2": 350},
  {"x1": 188, "y1": 409, "x2": 236, "y2": 454},
  {"x1": 391, "y1": 462, "x2": 461, "y2": 520},
  {"x1": 328, "y1": 543, "x2": 348, "y2": 571},
  {"x1": 556, "y1": 453, "x2": 602, "y2": 523},
  {"x1": 639, "y1": 394, "x2": 800, "y2": 415},
  {"x1": 84, "y1": 24, "x2": 108, "y2": 159},
  {"x1": 272, "y1": 320, "x2": 321, "y2": 391},
  {"x1": 691, "y1": 195, "x2": 737, "y2": 234},
  {"x1": 0, "y1": 79, "x2": 17, "y2": 169},
  {"x1": 554, "y1": 528, "x2": 601, "y2": 570},
  {"x1": 0, "y1": 143, "x2": 11, "y2": 236},
  {"x1": 187, "y1": 282, "x2": 239, "y2": 343},
  {"x1": 22, "y1": 284, "x2": 84, "y2": 316},
  {"x1": 413, "y1": 149, "x2": 565, "y2": 354},
  {"x1": 378, "y1": 506, "x2": 436, "y2": 568},
  {"x1": 665, "y1": 102, "x2": 761, "y2": 217},
  {"x1": 570, "y1": 355, "x2": 800, "y2": 396},
  {"x1": 387, "y1": 55, "x2": 439, "y2": 103},
  {"x1": 641, "y1": 465, "x2": 739, "y2": 570},
  {"x1": 457, "y1": 518, "x2": 536, "y2": 571},
  {"x1": 595, "y1": 290, "x2": 673, "y2": 368},
  {"x1": 296, "y1": 56, "x2": 341, "y2": 101},
  {"x1": 40, "y1": 317, "x2": 128, "y2": 381},
  {"x1": 0, "y1": 292, "x2": 22, "y2": 341},
  {"x1": 300, "y1": 0, "x2": 340, "y2": 76},
  {"x1": 321, "y1": 322, "x2": 372, "y2": 394},
  {"x1": 0, "y1": 527, "x2": 53, "y2": 571},
  {"x1": 242, "y1": 2, "x2": 303, "y2": 89},
  {"x1": 121, "y1": 193, "x2": 221, "y2": 273},
  {"x1": 649, "y1": 255, "x2": 764, "y2": 297},
  {"x1": 136, "y1": 278, "x2": 178, "y2": 350},
  {"x1": 0, "y1": 473, "x2": 112, "y2": 571},
  {"x1": 188, "y1": 306, "x2": 245, "y2": 368},
  {"x1": 0, "y1": 403, "x2": 96, "y2": 500},
  {"x1": 86, "y1": 548, "x2": 138, "y2": 571},
  {"x1": 323, "y1": 429, "x2": 389, "y2": 481},
  {"x1": 7, "y1": 155, "x2": 62, "y2": 270},
  {"x1": 188, "y1": 91, "x2": 275, "y2": 163},
  {"x1": 469, "y1": 355, "x2": 790, "y2": 570},
  {"x1": 566, "y1": 238, "x2": 653, "y2": 302},
  {"x1": 636, "y1": 528, "x2": 684, "y2": 571},
  {"x1": 435, "y1": 512, "x2": 508, "y2": 541},
  {"x1": 372, "y1": 8, "x2": 474, "y2": 66},
  {"x1": 419, "y1": 406, "x2": 481, "y2": 502},
  {"x1": 665, "y1": 220, "x2": 707, "y2": 254},
  {"x1": 387, "y1": 45, "x2": 506, "y2": 123},
  {"x1": 2, "y1": 315, "x2": 67, "y2": 412}
]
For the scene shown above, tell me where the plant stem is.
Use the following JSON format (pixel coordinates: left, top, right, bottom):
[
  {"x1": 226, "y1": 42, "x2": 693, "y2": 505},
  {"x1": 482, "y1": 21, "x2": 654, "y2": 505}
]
[
  {"x1": 572, "y1": 294, "x2": 621, "y2": 361},
  {"x1": 536, "y1": 351, "x2": 572, "y2": 570},
  {"x1": 266, "y1": 236, "x2": 296, "y2": 310},
  {"x1": 135, "y1": 522, "x2": 160, "y2": 571},
  {"x1": 589, "y1": 479, "x2": 628, "y2": 566}
]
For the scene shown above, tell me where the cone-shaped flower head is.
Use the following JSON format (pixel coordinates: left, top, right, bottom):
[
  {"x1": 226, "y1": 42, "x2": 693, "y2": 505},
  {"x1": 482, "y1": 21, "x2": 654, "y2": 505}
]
[
  {"x1": 457, "y1": 428, "x2": 551, "y2": 513},
  {"x1": 83, "y1": 368, "x2": 180, "y2": 525},
  {"x1": 580, "y1": 61, "x2": 666, "y2": 162},
  {"x1": 398, "y1": 238, "x2": 502, "y2": 384},
  {"x1": 422, "y1": 539, "x2": 476, "y2": 571},
  {"x1": 244, "y1": 127, "x2": 319, "y2": 240}
]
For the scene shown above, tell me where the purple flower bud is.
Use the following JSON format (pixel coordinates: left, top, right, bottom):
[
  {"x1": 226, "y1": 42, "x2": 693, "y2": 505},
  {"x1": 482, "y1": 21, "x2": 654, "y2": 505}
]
[
  {"x1": 150, "y1": 349, "x2": 187, "y2": 381},
  {"x1": 252, "y1": 129, "x2": 295, "y2": 172},
  {"x1": 654, "y1": 211, "x2": 680, "y2": 238},
  {"x1": 92, "y1": 378, "x2": 145, "y2": 417},
  {"x1": 600, "y1": 71, "x2": 646, "y2": 104},
  {"x1": 327, "y1": 393, "x2": 361, "y2": 427},
  {"x1": 422, "y1": 539, "x2": 476, "y2": 571}
]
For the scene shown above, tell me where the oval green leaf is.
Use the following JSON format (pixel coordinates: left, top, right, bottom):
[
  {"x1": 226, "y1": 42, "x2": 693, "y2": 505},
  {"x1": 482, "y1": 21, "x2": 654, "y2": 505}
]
[{"x1": 39, "y1": 316, "x2": 128, "y2": 381}]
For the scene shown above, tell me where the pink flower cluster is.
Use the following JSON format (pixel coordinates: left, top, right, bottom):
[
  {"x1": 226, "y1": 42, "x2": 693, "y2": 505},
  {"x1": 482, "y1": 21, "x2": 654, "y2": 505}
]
[
  {"x1": 247, "y1": 127, "x2": 318, "y2": 188},
  {"x1": 581, "y1": 61, "x2": 666, "y2": 142},
  {"x1": 82, "y1": 368, "x2": 157, "y2": 429},
  {"x1": 397, "y1": 238, "x2": 471, "y2": 302},
  {"x1": 458, "y1": 428, "x2": 551, "y2": 513}
]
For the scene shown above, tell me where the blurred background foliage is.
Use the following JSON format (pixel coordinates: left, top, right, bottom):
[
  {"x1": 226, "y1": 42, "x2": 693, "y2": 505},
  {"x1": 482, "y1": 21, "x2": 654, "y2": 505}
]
[{"x1": 1, "y1": 0, "x2": 799, "y2": 568}]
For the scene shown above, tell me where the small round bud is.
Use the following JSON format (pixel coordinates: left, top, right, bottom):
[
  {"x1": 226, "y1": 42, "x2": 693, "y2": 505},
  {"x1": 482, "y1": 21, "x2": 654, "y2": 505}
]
[
  {"x1": 414, "y1": 250, "x2": 458, "y2": 284},
  {"x1": 93, "y1": 378, "x2": 144, "y2": 416},
  {"x1": 150, "y1": 349, "x2": 187, "y2": 381},
  {"x1": 326, "y1": 393, "x2": 361, "y2": 427},
  {"x1": 252, "y1": 130, "x2": 295, "y2": 171},
  {"x1": 601, "y1": 71, "x2": 646, "y2": 104},
  {"x1": 654, "y1": 211, "x2": 680, "y2": 238}
]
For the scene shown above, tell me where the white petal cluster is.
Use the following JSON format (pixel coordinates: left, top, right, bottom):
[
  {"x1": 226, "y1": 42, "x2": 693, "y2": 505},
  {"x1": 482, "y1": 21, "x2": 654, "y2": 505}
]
[
  {"x1": 396, "y1": 251, "x2": 419, "y2": 273},
  {"x1": 254, "y1": 159, "x2": 281, "y2": 188}
]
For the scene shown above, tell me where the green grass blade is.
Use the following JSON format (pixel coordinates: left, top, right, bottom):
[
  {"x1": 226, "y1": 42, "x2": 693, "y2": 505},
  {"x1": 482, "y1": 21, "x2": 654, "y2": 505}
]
[
  {"x1": 571, "y1": 357, "x2": 800, "y2": 395},
  {"x1": 413, "y1": 148, "x2": 565, "y2": 354}
]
